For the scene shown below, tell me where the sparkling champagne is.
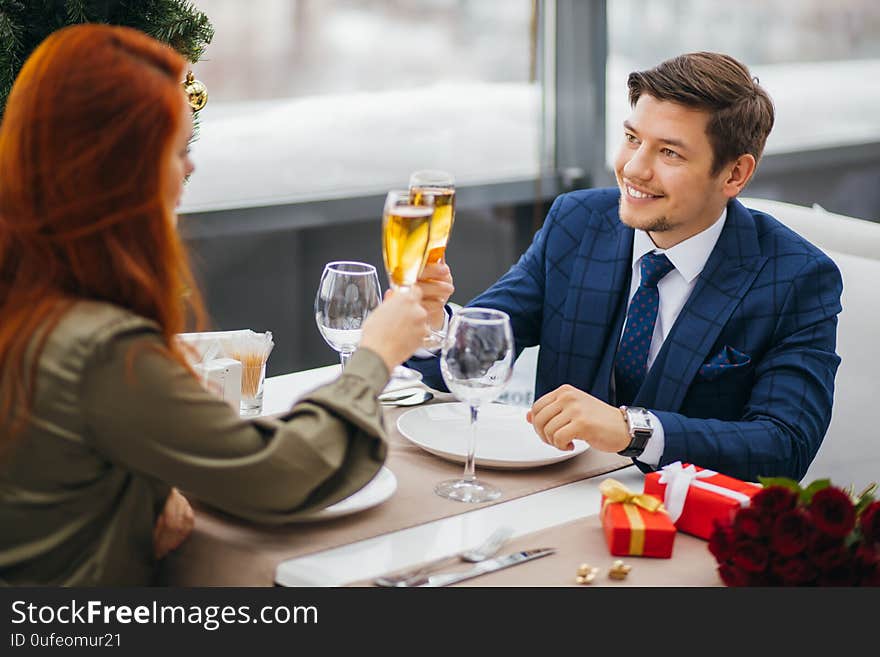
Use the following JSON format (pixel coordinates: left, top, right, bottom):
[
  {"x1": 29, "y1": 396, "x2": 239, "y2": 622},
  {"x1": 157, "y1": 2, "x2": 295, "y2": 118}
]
[
  {"x1": 411, "y1": 185, "x2": 455, "y2": 264},
  {"x1": 382, "y1": 205, "x2": 432, "y2": 288}
]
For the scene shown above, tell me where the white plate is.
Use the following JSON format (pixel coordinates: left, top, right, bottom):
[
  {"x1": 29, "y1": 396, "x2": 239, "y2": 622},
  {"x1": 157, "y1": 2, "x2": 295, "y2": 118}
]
[
  {"x1": 293, "y1": 467, "x2": 397, "y2": 522},
  {"x1": 384, "y1": 366, "x2": 423, "y2": 393},
  {"x1": 397, "y1": 402, "x2": 589, "y2": 469}
]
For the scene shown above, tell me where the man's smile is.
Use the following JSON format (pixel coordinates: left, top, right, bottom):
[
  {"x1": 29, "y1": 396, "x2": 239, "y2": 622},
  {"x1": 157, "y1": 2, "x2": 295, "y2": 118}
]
[{"x1": 624, "y1": 181, "x2": 664, "y2": 200}]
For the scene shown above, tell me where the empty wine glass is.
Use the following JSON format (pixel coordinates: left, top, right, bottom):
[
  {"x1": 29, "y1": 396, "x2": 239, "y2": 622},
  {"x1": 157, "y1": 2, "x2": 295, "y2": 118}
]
[
  {"x1": 436, "y1": 307, "x2": 514, "y2": 503},
  {"x1": 315, "y1": 261, "x2": 381, "y2": 370}
]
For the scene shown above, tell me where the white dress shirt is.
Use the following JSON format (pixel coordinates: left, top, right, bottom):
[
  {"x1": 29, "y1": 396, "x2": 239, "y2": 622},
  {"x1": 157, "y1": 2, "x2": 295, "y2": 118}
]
[
  {"x1": 625, "y1": 208, "x2": 727, "y2": 467},
  {"x1": 412, "y1": 306, "x2": 451, "y2": 359}
]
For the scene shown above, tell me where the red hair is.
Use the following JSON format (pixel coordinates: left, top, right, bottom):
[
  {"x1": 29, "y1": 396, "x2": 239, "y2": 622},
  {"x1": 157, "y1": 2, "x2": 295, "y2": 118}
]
[{"x1": 0, "y1": 24, "x2": 207, "y2": 440}]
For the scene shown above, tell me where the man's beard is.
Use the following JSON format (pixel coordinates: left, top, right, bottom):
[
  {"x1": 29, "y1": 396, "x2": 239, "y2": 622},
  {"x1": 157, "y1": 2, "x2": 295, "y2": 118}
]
[
  {"x1": 641, "y1": 216, "x2": 674, "y2": 232},
  {"x1": 618, "y1": 198, "x2": 675, "y2": 232}
]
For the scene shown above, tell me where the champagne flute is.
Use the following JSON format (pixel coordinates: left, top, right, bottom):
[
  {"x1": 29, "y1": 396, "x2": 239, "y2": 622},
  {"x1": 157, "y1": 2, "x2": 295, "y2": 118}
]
[
  {"x1": 314, "y1": 261, "x2": 381, "y2": 370},
  {"x1": 382, "y1": 189, "x2": 433, "y2": 290},
  {"x1": 409, "y1": 170, "x2": 455, "y2": 265},
  {"x1": 382, "y1": 190, "x2": 432, "y2": 381},
  {"x1": 410, "y1": 170, "x2": 455, "y2": 349},
  {"x1": 436, "y1": 307, "x2": 514, "y2": 503}
]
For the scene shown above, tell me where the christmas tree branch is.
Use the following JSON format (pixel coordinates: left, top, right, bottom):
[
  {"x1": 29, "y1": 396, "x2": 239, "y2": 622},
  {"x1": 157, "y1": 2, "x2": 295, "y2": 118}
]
[{"x1": 0, "y1": 0, "x2": 213, "y2": 118}]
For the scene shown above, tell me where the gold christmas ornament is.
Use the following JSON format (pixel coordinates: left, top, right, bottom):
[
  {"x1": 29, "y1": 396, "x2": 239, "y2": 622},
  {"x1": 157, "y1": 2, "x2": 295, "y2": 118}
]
[
  {"x1": 183, "y1": 70, "x2": 208, "y2": 111},
  {"x1": 608, "y1": 559, "x2": 632, "y2": 580}
]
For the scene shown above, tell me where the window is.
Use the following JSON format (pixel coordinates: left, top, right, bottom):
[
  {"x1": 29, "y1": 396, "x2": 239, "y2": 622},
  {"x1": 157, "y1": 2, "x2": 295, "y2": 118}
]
[
  {"x1": 182, "y1": 0, "x2": 547, "y2": 212},
  {"x1": 607, "y1": 0, "x2": 880, "y2": 164}
]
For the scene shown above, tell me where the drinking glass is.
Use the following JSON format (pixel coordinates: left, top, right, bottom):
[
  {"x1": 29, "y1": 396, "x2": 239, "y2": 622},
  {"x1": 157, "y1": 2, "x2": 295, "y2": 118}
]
[
  {"x1": 409, "y1": 170, "x2": 455, "y2": 265},
  {"x1": 382, "y1": 189, "x2": 433, "y2": 290},
  {"x1": 436, "y1": 307, "x2": 514, "y2": 503},
  {"x1": 315, "y1": 261, "x2": 381, "y2": 370},
  {"x1": 410, "y1": 170, "x2": 455, "y2": 349}
]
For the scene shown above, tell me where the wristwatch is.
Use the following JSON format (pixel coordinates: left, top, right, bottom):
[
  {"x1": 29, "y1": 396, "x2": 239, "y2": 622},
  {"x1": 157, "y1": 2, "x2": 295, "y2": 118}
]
[{"x1": 617, "y1": 406, "x2": 653, "y2": 458}]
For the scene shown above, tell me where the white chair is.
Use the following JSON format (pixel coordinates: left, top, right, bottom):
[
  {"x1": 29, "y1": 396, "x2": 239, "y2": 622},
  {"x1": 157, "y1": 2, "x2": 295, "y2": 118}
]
[{"x1": 741, "y1": 197, "x2": 880, "y2": 490}]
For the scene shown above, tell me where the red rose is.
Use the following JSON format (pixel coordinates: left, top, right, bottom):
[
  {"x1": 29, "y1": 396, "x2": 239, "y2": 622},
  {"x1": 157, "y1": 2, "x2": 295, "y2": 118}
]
[
  {"x1": 807, "y1": 532, "x2": 848, "y2": 569},
  {"x1": 733, "y1": 507, "x2": 765, "y2": 540},
  {"x1": 751, "y1": 486, "x2": 798, "y2": 515},
  {"x1": 817, "y1": 561, "x2": 858, "y2": 587},
  {"x1": 860, "y1": 569, "x2": 880, "y2": 587},
  {"x1": 718, "y1": 563, "x2": 751, "y2": 587},
  {"x1": 709, "y1": 520, "x2": 736, "y2": 562},
  {"x1": 859, "y1": 501, "x2": 880, "y2": 545},
  {"x1": 854, "y1": 545, "x2": 880, "y2": 586},
  {"x1": 771, "y1": 555, "x2": 817, "y2": 585},
  {"x1": 771, "y1": 509, "x2": 812, "y2": 557},
  {"x1": 809, "y1": 487, "x2": 856, "y2": 538},
  {"x1": 715, "y1": 479, "x2": 878, "y2": 586},
  {"x1": 732, "y1": 540, "x2": 769, "y2": 573}
]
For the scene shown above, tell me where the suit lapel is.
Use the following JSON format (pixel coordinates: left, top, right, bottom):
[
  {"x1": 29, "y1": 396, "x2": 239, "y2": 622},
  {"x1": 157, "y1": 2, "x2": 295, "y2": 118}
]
[
  {"x1": 557, "y1": 205, "x2": 633, "y2": 396},
  {"x1": 637, "y1": 198, "x2": 767, "y2": 412}
]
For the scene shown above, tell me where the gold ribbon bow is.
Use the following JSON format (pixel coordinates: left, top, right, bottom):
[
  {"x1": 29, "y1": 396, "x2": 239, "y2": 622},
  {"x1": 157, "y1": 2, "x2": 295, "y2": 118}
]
[{"x1": 599, "y1": 478, "x2": 665, "y2": 555}]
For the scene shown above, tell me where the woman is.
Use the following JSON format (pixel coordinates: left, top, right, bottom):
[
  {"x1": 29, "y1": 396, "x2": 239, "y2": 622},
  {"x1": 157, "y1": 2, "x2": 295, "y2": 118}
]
[{"x1": 0, "y1": 25, "x2": 428, "y2": 586}]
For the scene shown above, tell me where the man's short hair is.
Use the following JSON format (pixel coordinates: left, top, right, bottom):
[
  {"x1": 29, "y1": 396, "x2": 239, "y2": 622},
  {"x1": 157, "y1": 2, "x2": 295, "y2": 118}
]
[{"x1": 627, "y1": 52, "x2": 775, "y2": 175}]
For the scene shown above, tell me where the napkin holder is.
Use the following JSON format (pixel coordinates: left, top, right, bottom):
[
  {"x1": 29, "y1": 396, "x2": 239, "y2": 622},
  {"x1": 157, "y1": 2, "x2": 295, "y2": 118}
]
[
  {"x1": 178, "y1": 330, "x2": 254, "y2": 360},
  {"x1": 178, "y1": 331, "x2": 252, "y2": 410},
  {"x1": 192, "y1": 357, "x2": 242, "y2": 410}
]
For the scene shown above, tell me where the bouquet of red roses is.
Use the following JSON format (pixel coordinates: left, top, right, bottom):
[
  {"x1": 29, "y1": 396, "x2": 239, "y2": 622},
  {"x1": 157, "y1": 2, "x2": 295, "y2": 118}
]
[{"x1": 708, "y1": 477, "x2": 879, "y2": 586}]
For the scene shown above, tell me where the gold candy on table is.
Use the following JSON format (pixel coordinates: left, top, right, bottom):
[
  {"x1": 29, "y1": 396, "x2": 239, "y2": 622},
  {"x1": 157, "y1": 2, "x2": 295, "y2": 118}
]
[
  {"x1": 608, "y1": 559, "x2": 632, "y2": 580},
  {"x1": 575, "y1": 563, "x2": 599, "y2": 585}
]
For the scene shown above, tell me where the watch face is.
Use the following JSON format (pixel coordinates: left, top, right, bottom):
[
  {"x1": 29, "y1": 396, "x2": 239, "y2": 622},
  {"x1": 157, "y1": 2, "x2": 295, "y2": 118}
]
[
  {"x1": 627, "y1": 408, "x2": 652, "y2": 431},
  {"x1": 618, "y1": 407, "x2": 652, "y2": 457}
]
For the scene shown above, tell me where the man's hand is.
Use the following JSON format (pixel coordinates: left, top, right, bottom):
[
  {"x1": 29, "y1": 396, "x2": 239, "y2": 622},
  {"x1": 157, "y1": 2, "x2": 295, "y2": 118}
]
[
  {"x1": 415, "y1": 262, "x2": 455, "y2": 331},
  {"x1": 153, "y1": 488, "x2": 195, "y2": 560},
  {"x1": 526, "y1": 384, "x2": 630, "y2": 453}
]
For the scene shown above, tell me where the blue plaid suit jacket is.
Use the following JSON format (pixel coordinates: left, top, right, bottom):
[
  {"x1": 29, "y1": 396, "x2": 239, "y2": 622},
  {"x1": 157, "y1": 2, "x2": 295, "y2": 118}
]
[{"x1": 410, "y1": 187, "x2": 843, "y2": 482}]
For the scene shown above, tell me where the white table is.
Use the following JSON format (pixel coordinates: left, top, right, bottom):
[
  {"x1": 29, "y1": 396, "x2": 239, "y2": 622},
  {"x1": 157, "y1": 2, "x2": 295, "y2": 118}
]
[{"x1": 260, "y1": 366, "x2": 643, "y2": 587}]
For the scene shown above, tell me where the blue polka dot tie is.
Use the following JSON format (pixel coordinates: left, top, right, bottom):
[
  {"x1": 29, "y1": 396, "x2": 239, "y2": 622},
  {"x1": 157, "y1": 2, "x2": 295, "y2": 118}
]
[{"x1": 614, "y1": 252, "x2": 675, "y2": 406}]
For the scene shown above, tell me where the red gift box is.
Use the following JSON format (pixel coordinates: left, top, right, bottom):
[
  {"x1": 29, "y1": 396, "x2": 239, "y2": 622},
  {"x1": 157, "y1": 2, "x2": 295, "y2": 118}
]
[
  {"x1": 644, "y1": 462, "x2": 762, "y2": 540},
  {"x1": 598, "y1": 479, "x2": 676, "y2": 558}
]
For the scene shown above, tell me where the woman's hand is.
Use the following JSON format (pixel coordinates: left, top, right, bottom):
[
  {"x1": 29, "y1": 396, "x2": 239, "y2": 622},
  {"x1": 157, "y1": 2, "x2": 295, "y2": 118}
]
[
  {"x1": 153, "y1": 487, "x2": 195, "y2": 560},
  {"x1": 359, "y1": 286, "x2": 429, "y2": 372}
]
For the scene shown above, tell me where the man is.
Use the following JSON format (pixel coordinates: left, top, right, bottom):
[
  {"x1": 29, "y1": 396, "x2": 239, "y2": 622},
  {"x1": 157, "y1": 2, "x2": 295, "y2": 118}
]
[{"x1": 411, "y1": 52, "x2": 842, "y2": 483}]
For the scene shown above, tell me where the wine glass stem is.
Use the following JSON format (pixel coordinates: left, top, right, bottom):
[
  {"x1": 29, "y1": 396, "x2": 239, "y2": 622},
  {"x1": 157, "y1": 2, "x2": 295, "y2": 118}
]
[
  {"x1": 340, "y1": 351, "x2": 352, "y2": 371},
  {"x1": 463, "y1": 404, "x2": 478, "y2": 482}
]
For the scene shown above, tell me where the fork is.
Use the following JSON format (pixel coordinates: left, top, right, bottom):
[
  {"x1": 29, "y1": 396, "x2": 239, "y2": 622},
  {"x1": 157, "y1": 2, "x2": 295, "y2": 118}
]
[{"x1": 373, "y1": 526, "x2": 514, "y2": 587}]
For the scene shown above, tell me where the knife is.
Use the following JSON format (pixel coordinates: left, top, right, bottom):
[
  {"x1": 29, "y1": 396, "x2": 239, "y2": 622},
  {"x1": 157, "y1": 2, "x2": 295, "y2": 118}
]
[
  {"x1": 378, "y1": 387, "x2": 424, "y2": 402},
  {"x1": 407, "y1": 548, "x2": 556, "y2": 587}
]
